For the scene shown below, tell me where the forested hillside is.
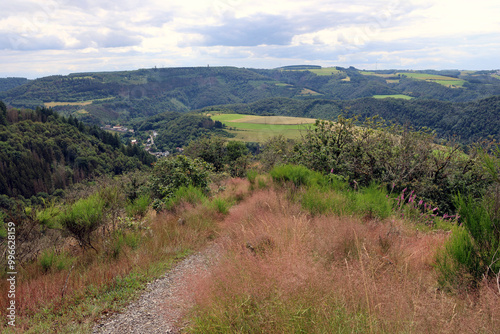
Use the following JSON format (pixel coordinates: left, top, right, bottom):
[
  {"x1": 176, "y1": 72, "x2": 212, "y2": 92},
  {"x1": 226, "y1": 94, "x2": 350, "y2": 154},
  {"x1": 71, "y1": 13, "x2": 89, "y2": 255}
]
[
  {"x1": 128, "y1": 111, "x2": 230, "y2": 152},
  {"x1": 2, "y1": 66, "x2": 500, "y2": 130},
  {"x1": 204, "y1": 95, "x2": 500, "y2": 143},
  {"x1": 0, "y1": 77, "x2": 28, "y2": 92},
  {"x1": 0, "y1": 102, "x2": 155, "y2": 199},
  {"x1": 0, "y1": 67, "x2": 298, "y2": 123}
]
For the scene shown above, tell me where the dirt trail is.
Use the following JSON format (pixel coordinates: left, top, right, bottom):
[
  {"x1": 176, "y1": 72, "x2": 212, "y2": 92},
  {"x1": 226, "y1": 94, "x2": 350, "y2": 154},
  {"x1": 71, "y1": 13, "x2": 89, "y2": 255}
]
[{"x1": 92, "y1": 243, "x2": 220, "y2": 334}]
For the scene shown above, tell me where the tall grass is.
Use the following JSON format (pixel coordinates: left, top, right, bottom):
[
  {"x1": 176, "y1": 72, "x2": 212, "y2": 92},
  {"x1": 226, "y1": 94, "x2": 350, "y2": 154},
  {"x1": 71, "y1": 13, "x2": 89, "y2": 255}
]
[
  {"x1": 187, "y1": 188, "x2": 500, "y2": 333},
  {"x1": 0, "y1": 177, "x2": 250, "y2": 333}
]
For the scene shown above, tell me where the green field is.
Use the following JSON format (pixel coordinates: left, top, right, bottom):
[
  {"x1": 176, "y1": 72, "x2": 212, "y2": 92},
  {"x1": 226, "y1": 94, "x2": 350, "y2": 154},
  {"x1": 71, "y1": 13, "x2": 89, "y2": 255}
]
[
  {"x1": 210, "y1": 113, "x2": 316, "y2": 142},
  {"x1": 284, "y1": 67, "x2": 343, "y2": 76},
  {"x1": 372, "y1": 94, "x2": 413, "y2": 100},
  {"x1": 44, "y1": 97, "x2": 114, "y2": 107},
  {"x1": 360, "y1": 71, "x2": 465, "y2": 88}
]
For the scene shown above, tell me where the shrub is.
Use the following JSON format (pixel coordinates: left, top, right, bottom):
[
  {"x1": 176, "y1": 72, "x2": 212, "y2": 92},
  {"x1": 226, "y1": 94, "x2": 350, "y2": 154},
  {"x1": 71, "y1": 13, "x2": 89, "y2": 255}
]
[
  {"x1": 209, "y1": 198, "x2": 231, "y2": 215},
  {"x1": 165, "y1": 185, "x2": 207, "y2": 210},
  {"x1": 353, "y1": 183, "x2": 392, "y2": 220},
  {"x1": 126, "y1": 194, "x2": 151, "y2": 217},
  {"x1": 436, "y1": 194, "x2": 500, "y2": 290},
  {"x1": 36, "y1": 202, "x2": 62, "y2": 229},
  {"x1": 270, "y1": 164, "x2": 323, "y2": 188},
  {"x1": 149, "y1": 155, "x2": 211, "y2": 201},
  {"x1": 39, "y1": 249, "x2": 75, "y2": 272},
  {"x1": 58, "y1": 193, "x2": 105, "y2": 250},
  {"x1": 246, "y1": 170, "x2": 258, "y2": 185}
]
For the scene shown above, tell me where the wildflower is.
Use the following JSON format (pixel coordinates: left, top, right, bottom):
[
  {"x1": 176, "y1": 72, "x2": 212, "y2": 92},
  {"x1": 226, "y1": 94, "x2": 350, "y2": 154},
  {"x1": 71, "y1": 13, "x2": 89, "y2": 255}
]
[{"x1": 418, "y1": 199, "x2": 423, "y2": 206}]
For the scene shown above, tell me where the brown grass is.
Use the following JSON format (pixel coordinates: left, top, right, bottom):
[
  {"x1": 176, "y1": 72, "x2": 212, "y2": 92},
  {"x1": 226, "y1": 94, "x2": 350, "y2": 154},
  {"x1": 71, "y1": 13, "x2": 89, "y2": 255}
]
[
  {"x1": 188, "y1": 188, "x2": 500, "y2": 333},
  {"x1": 0, "y1": 177, "x2": 252, "y2": 332}
]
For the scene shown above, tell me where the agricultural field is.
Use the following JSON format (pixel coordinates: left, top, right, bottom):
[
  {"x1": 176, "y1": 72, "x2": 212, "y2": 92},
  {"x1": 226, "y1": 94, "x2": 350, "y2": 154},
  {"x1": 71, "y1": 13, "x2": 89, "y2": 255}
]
[
  {"x1": 360, "y1": 71, "x2": 465, "y2": 88},
  {"x1": 44, "y1": 97, "x2": 114, "y2": 108},
  {"x1": 372, "y1": 94, "x2": 413, "y2": 100},
  {"x1": 284, "y1": 67, "x2": 343, "y2": 76},
  {"x1": 44, "y1": 100, "x2": 93, "y2": 107},
  {"x1": 210, "y1": 113, "x2": 316, "y2": 142}
]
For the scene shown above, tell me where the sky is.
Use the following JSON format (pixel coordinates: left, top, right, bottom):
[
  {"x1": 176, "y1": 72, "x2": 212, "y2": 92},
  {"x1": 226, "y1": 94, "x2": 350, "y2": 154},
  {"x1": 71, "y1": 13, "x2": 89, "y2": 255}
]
[{"x1": 1, "y1": 0, "x2": 500, "y2": 78}]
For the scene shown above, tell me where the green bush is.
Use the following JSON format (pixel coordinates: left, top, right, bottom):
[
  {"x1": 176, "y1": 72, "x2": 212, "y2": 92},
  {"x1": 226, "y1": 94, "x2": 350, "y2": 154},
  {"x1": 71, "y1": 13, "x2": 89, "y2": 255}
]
[
  {"x1": 39, "y1": 249, "x2": 75, "y2": 272},
  {"x1": 210, "y1": 198, "x2": 231, "y2": 215},
  {"x1": 436, "y1": 194, "x2": 500, "y2": 290},
  {"x1": 36, "y1": 203, "x2": 62, "y2": 229},
  {"x1": 165, "y1": 185, "x2": 207, "y2": 210},
  {"x1": 126, "y1": 194, "x2": 151, "y2": 217},
  {"x1": 247, "y1": 170, "x2": 258, "y2": 185},
  {"x1": 58, "y1": 193, "x2": 105, "y2": 250},
  {"x1": 149, "y1": 155, "x2": 211, "y2": 201},
  {"x1": 270, "y1": 164, "x2": 323, "y2": 188},
  {"x1": 353, "y1": 183, "x2": 392, "y2": 220}
]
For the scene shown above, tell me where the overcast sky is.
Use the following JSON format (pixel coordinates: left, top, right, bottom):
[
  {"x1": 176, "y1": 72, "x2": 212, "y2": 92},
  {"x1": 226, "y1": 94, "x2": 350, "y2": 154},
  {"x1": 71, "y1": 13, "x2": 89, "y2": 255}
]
[{"x1": 1, "y1": 0, "x2": 499, "y2": 78}]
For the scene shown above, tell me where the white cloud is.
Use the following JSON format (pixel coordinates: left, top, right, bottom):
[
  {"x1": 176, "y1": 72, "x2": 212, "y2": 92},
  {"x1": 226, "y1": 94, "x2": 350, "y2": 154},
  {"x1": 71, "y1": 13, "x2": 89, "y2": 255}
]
[{"x1": 0, "y1": 0, "x2": 499, "y2": 77}]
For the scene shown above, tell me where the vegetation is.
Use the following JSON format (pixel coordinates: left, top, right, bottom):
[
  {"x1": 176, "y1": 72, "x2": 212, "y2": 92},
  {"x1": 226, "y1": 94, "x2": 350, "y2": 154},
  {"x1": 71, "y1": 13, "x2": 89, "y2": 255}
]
[
  {"x1": 1, "y1": 65, "x2": 500, "y2": 332},
  {"x1": 0, "y1": 106, "x2": 154, "y2": 201},
  {"x1": 205, "y1": 95, "x2": 500, "y2": 144}
]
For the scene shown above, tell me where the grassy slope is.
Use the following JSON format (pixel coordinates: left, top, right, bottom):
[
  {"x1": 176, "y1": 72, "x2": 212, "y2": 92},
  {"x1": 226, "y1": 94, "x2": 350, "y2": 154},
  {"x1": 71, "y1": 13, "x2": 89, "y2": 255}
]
[{"x1": 1, "y1": 175, "x2": 499, "y2": 333}]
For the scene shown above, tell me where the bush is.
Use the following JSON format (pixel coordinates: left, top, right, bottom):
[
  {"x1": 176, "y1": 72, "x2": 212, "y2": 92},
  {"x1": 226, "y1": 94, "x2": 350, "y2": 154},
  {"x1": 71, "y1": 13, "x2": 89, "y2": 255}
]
[
  {"x1": 209, "y1": 198, "x2": 231, "y2": 215},
  {"x1": 149, "y1": 155, "x2": 211, "y2": 201},
  {"x1": 58, "y1": 193, "x2": 105, "y2": 250},
  {"x1": 270, "y1": 164, "x2": 324, "y2": 188},
  {"x1": 436, "y1": 194, "x2": 500, "y2": 290},
  {"x1": 39, "y1": 249, "x2": 75, "y2": 272},
  {"x1": 353, "y1": 183, "x2": 392, "y2": 220},
  {"x1": 165, "y1": 185, "x2": 207, "y2": 210},
  {"x1": 126, "y1": 194, "x2": 151, "y2": 217}
]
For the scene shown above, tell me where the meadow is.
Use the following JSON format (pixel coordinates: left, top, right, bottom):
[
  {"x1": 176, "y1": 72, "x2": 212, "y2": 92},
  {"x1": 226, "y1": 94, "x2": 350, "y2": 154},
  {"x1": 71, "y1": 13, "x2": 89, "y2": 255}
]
[
  {"x1": 360, "y1": 71, "x2": 466, "y2": 87},
  {"x1": 210, "y1": 113, "x2": 316, "y2": 142},
  {"x1": 372, "y1": 94, "x2": 413, "y2": 100},
  {"x1": 283, "y1": 67, "x2": 343, "y2": 76}
]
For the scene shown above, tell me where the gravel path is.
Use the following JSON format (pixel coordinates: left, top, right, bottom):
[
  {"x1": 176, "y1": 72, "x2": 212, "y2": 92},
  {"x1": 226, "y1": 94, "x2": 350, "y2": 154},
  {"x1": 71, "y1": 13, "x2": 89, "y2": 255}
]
[{"x1": 92, "y1": 243, "x2": 220, "y2": 334}]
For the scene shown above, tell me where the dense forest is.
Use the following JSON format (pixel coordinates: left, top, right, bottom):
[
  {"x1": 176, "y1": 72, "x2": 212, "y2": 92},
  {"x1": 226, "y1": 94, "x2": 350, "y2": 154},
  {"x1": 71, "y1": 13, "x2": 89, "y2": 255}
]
[
  {"x1": 0, "y1": 77, "x2": 29, "y2": 93},
  {"x1": 0, "y1": 102, "x2": 155, "y2": 201}
]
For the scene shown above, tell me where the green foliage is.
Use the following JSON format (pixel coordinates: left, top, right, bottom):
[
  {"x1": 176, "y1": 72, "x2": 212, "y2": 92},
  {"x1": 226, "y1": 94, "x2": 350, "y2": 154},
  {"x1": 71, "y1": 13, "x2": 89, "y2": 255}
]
[
  {"x1": 436, "y1": 194, "x2": 500, "y2": 290},
  {"x1": 36, "y1": 202, "x2": 62, "y2": 229},
  {"x1": 259, "y1": 135, "x2": 294, "y2": 171},
  {"x1": 270, "y1": 164, "x2": 324, "y2": 188},
  {"x1": 184, "y1": 136, "x2": 227, "y2": 172},
  {"x1": 165, "y1": 185, "x2": 207, "y2": 210},
  {"x1": 209, "y1": 197, "x2": 231, "y2": 215},
  {"x1": 354, "y1": 183, "x2": 392, "y2": 220},
  {"x1": 149, "y1": 155, "x2": 211, "y2": 201},
  {"x1": 246, "y1": 170, "x2": 258, "y2": 185},
  {"x1": 225, "y1": 141, "x2": 250, "y2": 177},
  {"x1": 58, "y1": 193, "x2": 105, "y2": 249},
  {"x1": 39, "y1": 249, "x2": 75, "y2": 272},
  {"x1": 125, "y1": 194, "x2": 151, "y2": 217},
  {"x1": 0, "y1": 107, "x2": 152, "y2": 199}
]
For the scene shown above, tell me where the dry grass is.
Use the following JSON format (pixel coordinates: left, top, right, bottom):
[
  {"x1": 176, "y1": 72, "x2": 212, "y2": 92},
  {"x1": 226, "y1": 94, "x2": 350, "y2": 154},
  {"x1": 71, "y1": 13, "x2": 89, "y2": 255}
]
[
  {"x1": 0, "y1": 177, "x2": 252, "y2": 332},
  {"x1": 187, "y1": 188, "x2": 500, "y2": 333}
]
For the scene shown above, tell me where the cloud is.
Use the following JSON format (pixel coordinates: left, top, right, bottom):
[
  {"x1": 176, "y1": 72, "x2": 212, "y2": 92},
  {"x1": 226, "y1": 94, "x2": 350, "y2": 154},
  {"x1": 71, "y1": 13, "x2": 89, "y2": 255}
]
[
  {"x1": 74, "y1": 30, "x2": 143, "y2": 48},
  {"x1": 0, "y1": 0, "x2": 500, "y2": 77}
]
